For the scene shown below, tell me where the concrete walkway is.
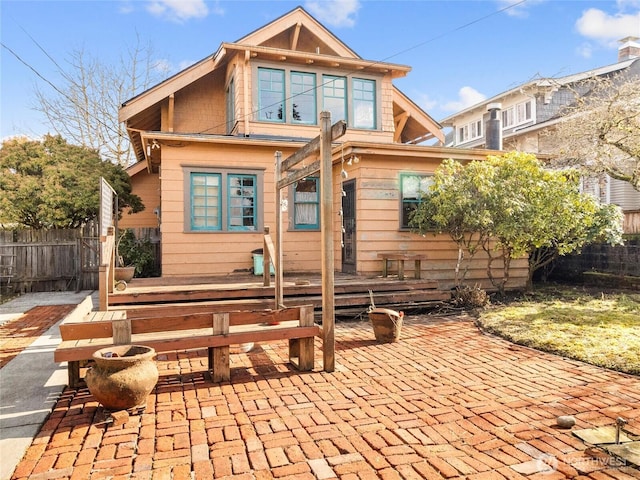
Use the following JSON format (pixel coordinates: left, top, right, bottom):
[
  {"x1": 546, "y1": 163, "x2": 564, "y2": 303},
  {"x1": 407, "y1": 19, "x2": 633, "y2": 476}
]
[
  {"x1": 5, "y1": 311, "x2": 640, "y2": 479},
  {"x1": 0, "y1": 291, "x2": 96, "y2": 480}
]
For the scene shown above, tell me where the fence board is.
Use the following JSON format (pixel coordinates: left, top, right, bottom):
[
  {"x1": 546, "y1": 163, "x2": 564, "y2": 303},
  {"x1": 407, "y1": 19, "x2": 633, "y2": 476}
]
[{"x1": 0, "y1": 224, "x2": 99, "y2": 293}]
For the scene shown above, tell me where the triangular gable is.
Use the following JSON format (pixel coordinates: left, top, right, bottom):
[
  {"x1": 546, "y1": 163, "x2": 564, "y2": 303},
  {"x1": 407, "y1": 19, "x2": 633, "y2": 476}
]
[
  {"x1": 236, "y1": 6, "x2": 359, "y2": 59},
  {"x1": 393, "y1": 87, "x2": 444, "y2": 144}
]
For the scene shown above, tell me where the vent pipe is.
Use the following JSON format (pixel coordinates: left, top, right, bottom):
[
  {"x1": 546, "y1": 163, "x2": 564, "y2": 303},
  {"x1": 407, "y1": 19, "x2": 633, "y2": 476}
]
[{"x1": 486, "y1": 102, "x2": 502, "y2": 150}]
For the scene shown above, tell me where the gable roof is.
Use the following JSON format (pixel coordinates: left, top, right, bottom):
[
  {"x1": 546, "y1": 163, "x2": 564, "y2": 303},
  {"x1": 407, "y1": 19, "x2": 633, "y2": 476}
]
[
  {"x1": 120, "y1": 6, "x2": 440, "y2": 163},
  {"x1": 440, "y1": 58, "x2": 639, "y2": 125},
  {"x1": 120, "y1": 6, "x2": 409, "y2": 124},
  {"x1": 236, "y1": 6, "x2": 359, "y2": 58}
]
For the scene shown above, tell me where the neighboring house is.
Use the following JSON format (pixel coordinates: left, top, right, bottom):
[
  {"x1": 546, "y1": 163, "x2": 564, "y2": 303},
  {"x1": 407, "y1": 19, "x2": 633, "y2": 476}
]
[
  {"x1": 119, "y1": 7, "x2": 527, "y2": 289},
  {"x1": 440, "y1": 37, "x2": 640, "y2": 233}
]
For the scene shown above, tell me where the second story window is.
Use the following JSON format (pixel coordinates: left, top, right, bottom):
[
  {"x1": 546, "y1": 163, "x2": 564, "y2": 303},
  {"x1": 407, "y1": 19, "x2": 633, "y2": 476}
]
[
  {"x1": 458, "y1": 120, "x2": 482, "y2": 143},
  {"x1": 502, "y1": 100, "x2": 532, "y2": 128},
  {"x1": 291, "y1": 72, "x2": 316, "y2": 124},
  {"x1": 353, "y1": 78, "x2": 376, "y2": 129},
  {"x1": 322, "y1": 75, "x2": 347, "y2": 123},
  {"x1": 258, "y1": 68, "x2": 285, "y2": 122}
]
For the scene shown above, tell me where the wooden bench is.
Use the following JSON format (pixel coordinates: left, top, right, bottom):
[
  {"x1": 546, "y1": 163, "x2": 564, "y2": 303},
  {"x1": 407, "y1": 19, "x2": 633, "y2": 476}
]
[
  {"x1": 54, "y1": 305, "x2": 319, "y2": 388},
  {"x1": 377, "y1": 252, "x2": 427, "y2": 280}
]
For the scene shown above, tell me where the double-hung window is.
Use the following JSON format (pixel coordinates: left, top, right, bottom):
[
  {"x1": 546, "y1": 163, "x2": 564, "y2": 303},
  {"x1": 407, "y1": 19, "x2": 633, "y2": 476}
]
[
  {"x1": 258, "y1": 68, "x2": 285, "y2": 122},
  {"x1": 400, "y1": 173, "x2": 433, "y2": 229},
  {"x1": 293, "y1": 177, "x2": 319, "y2": 230},
  {"x1": 352, "y1": 78, "x2": 376, "y2": 129},
  {"x1": 322, "y1": 75, "x2": 347, "y2": 123},
  {"x1": 502, "y1": 100, "x2": 532, "y2": 128},
  {"x1": 187, "y1": 169, "x2": 262, "y2": 232},
  {"x1": 291, "y1": 72, "x2": 316, "y2": 124},
  {"x1": 458, "y1": 119, "x2": 482, "y2": 144}
]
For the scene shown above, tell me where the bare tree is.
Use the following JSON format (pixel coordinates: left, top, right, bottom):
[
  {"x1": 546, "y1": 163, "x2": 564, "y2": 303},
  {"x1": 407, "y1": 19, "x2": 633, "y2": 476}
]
[
  {"x1": 34, "y1": 36, "x2": 166, "y2": 167},
  {"x1": 545, "y1": 73, "x2": 640, "y2": 191}
]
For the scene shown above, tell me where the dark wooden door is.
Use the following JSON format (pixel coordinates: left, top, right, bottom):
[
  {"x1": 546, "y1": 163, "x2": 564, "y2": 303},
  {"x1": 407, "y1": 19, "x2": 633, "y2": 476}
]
[{"x1": 341, "y1": 180, "x2": 356, "y2": 273}]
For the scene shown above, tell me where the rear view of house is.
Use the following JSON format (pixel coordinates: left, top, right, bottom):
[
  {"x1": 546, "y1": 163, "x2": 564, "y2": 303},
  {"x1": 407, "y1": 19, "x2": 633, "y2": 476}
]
[{"x1": 119, "y1": 7, "x2": 525, "y2": 290}]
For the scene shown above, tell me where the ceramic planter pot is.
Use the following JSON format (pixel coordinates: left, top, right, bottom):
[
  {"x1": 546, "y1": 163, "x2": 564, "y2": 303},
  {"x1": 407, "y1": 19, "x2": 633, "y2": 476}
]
[
  {"x1": 368, "y1": 308, "x2": 404, "y2": 343},
  {"x1": 86, "y1": 345, "x2": 158, "y2": 411},
  {"x1": 114, "y1": 266, "x2": 135, "y2": 282}
]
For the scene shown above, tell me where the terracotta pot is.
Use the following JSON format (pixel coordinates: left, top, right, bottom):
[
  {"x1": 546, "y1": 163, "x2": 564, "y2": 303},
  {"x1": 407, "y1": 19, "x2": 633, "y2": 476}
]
[
  {"x1": 368, "y1": 308, "x2": 404, "y2": 343},
  {"x1": 86, "y1": 345, "x2": 158, "y2": 411},
  {"x1": 114, "y1": 266, "x2": 135, "y2": 282}
]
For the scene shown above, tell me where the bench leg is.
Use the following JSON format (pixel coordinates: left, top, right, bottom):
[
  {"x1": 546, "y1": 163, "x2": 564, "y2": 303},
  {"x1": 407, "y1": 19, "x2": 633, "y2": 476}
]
[
  {"x1": 289, "y1": 338, "x2": 314, "y2": 371},
  {"x1": 68, "y1": 361, "x2": 81, "y2": 389},
  {"x1": 398, "y1": 260, "x2": 405, "y2": 280},
  {"x1": 210, "y1": 346, "x2": 230, "y2": 382},
  {"x1": 415, "y1": 259, "x2": 421, "y2": 279},
  {"x1": 382, "y1": 258, "x2": 389, "y2": 277}
]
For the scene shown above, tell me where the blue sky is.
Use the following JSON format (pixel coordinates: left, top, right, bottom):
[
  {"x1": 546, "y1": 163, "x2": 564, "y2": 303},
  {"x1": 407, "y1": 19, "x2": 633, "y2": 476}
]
[{"x1": 1, "y1": 0, "x2": 639, "y2": 140}]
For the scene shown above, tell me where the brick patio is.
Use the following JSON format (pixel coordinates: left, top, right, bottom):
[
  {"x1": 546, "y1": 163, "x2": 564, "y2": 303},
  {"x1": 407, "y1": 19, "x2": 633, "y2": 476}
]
[{"x1": 9, "y1": 314, "x2": 640, "y2": 479}]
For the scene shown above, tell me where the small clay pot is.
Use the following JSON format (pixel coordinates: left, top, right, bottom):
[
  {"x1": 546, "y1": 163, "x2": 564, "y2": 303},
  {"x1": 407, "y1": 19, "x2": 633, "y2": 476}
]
[
  {"x1": 369, "y1": 308, "x2": 404, "y2": 343},
  {"x1": 86, "y1": 345, "x2": 158, "y2": 411}
]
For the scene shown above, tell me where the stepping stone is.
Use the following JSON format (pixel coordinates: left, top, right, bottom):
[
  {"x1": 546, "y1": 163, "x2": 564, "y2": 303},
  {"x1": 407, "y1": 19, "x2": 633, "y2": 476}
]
[
  {"x1": 606, "y1": 441, "x2": 640, "y2": 468},
  {"x1": 573, "y1": 426, "x2": 632, "y2": 445}
]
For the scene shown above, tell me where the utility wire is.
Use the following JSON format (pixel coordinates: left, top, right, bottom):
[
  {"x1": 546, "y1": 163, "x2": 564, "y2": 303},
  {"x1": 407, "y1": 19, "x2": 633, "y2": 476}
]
[
  {"x1": 1, "y1": 41, "x2": 125, "y2": 141},
  {"x1": 3, "y1": 0, "x2": 529, "y2": 142},
  {"x1": 199, "y1": 0, "x2": 530, "y2": 135}
]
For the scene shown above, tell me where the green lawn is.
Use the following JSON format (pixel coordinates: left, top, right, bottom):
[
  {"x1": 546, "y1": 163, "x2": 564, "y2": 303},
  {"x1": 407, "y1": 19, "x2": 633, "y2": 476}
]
[{"x1": 476, "y1": 286, "x2": 640, "y2": 376}]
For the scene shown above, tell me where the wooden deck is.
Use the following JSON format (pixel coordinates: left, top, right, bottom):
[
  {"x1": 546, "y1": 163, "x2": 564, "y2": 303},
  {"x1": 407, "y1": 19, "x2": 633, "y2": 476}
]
[{"x1": 109, "y1": 273, "x2": 451, "y2": 319}]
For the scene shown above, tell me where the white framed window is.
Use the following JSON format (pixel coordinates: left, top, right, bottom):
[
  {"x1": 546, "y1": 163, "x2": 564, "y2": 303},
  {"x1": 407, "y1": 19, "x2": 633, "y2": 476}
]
[
  {"x1": 502, "y1": 100, "x2": 533, "y2": 128},
  {"x1": 457, "y1": 119, "x2": 482, "y2": 143}
]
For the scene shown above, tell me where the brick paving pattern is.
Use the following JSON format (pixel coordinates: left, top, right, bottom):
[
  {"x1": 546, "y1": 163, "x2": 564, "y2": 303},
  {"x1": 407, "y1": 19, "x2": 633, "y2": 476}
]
[
  {"x1": 9, "y1": 315, "x2": 640, "y2": 479},
  {"x1": 0, "y1": 304, "x2": 75, "y2": 369}
]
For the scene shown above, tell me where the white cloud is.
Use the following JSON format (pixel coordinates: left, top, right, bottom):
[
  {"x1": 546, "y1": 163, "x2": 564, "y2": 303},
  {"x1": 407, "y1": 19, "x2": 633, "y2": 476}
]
[
  {"x1": 496, "y1": 0, "x2": 546, "y2": 18},
  {"x1": 441, "y1": 86, "x2": 487, "y2": 113},
  {"x1": 304, "y1": 0, "x2": 360, "y2": 28},
  {"x1": 576, "y1": 42, "x2": 593, "y2": 59},
  {"x1": 146, "y1": 0, "x2": 212, "y2": 23},
  {"x1": 576, "y1": 7, "x2": 640, "y2": 46},
  {"x1": 617, "y1": 0, "x2": 640, "y2": 11}
]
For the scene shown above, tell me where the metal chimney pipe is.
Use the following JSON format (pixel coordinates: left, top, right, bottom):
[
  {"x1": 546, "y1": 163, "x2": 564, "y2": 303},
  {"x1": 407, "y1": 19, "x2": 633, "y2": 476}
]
[{"x1": 486, "y1": 102, "x2": 502, "y2": 150}]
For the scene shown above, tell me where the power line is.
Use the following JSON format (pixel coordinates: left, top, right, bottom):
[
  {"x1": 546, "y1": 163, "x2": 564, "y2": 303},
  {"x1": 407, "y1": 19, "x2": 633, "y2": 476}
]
[
  {"x1": 1, "y1": 41, "x2": 124, "y2": 144},
  {"x1": 199, "y1": 0, "x2": 530, "y2": 135}
]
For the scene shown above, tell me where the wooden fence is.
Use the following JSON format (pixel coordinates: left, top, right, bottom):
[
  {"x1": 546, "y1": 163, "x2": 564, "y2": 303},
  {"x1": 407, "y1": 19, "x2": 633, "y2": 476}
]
[
  {"x1": 0, "y1": 223, "x2": 100, "y2": 294},
  {"x1": 0, "y1": 224, "x2": 161, "y2": 296}
]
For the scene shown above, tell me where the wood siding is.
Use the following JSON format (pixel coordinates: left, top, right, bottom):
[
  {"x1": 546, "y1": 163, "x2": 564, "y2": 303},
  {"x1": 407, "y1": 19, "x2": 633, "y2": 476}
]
[
  {"x1": 341, "y1": 156, "x2": 527, "y2": 290},
  {"x1": 119, "y1": 168, "x2": 160, "y2": 229},
  {"x1": 132, "y1": 141, "x2": 527, "y2": 290}
]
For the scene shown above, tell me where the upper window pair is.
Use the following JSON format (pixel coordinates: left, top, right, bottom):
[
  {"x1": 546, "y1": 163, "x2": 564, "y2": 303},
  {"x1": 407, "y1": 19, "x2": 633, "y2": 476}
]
[
  {"x1": 502, "y1": 100, "x2": 532, "y2": 128},
  {"x1": 257, "y1": 68, "x2": 376, "y2": 129}
]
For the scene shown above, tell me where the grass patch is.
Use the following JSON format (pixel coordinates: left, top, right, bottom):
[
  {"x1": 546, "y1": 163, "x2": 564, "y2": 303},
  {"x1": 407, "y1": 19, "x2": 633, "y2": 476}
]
[{"x1": 476, "y1": 286, "x2": 640, "y2": 375}]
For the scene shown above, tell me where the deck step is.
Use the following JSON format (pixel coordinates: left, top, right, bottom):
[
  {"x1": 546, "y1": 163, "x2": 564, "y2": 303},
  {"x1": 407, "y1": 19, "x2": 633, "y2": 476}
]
[{"x1": 108, "y1": 276, "x2": 451, "y2": 320}]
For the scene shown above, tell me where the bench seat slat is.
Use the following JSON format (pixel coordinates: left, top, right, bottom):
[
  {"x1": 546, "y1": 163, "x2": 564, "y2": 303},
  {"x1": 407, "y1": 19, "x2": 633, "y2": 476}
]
[{"x1": 55, "y1": 321, "x2": 321, "y2": 363}]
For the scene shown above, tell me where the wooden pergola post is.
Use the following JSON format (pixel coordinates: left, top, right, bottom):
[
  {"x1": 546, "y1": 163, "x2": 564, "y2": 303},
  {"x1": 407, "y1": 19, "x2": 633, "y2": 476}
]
[
  {"x1": 274, "y1": 113, "x2": 346, "y2": 372},
  {"x1": 319, "y1": 112, "x2": 335, "y2": 372}
]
